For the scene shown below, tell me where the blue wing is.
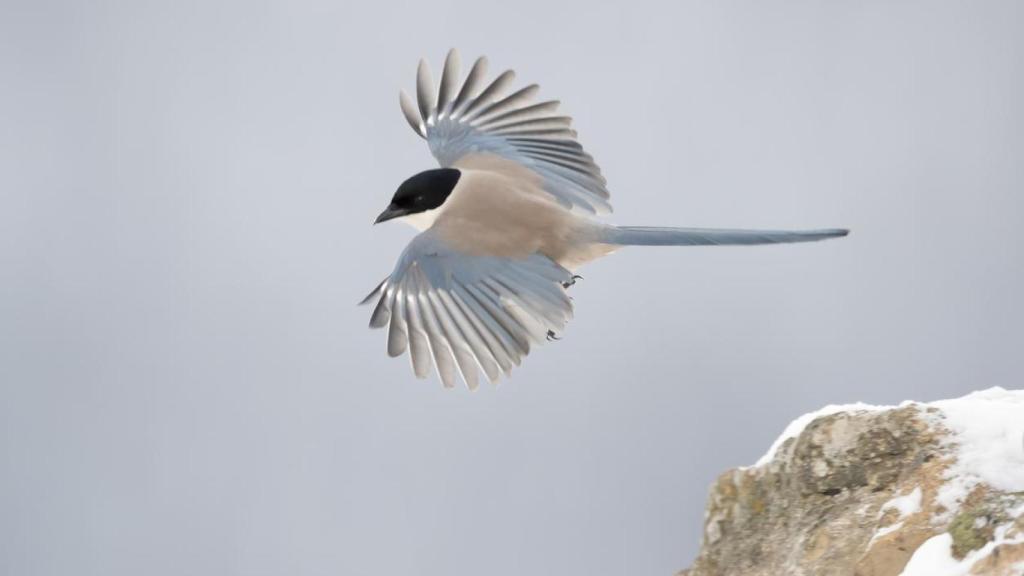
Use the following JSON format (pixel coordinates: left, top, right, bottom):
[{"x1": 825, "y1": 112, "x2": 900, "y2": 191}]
[
  {"x1": 399, "y1": 49, "x2": 612, "y2": 215},
  {"x1": 363, "y1": 230, "x2": 575, "y2": 389}
]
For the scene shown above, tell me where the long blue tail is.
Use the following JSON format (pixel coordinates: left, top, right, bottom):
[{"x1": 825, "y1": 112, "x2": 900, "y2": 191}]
[{"x1": 603, "y1": 226, "x2": 849, "y2": 247}]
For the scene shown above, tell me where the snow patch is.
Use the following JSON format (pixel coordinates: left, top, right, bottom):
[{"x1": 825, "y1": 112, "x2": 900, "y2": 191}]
[
  {"x1": 899, "y1": 516, "x2": 1024, "y2": 576},
  {"x1": 871, "y1": 521, "x2": 904, "y2": 542},
  {"x1": 881, "y1": 487, "x2": 923, "y2": 519},
  {"x1": 930, "y1": 387, "x2": 1024, "y2": 508},
  {"x1": 870, "y1": 487, "x2": 924, "y2": 544},
  {"x1": 898, "y1": 533, "x2": 962, "y2": 575}
]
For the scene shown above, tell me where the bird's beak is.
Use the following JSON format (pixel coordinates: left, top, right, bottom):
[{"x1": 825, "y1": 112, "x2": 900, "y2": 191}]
[{"x1": 374, "y1": 205, "x2": 409, "y2": 225}]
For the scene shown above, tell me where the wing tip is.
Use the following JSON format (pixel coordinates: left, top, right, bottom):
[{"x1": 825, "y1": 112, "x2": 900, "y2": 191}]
[
  {"x1": 399, "y1": 89, "x2": 426, "y2": 138},
  {"x1": 415, "y1": 59, "x2": 436, "y2": 125}
]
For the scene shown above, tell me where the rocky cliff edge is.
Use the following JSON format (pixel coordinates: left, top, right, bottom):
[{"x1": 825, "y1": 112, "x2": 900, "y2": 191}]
[{"x1": 680, "y1": 388, "x2": 1024, "y2": 576}]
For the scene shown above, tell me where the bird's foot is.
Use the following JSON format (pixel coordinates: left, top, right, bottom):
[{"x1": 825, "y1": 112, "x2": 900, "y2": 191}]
[
  {"x1": 562, "y1": 275, "x2": 583, "y2": 289},
  {"x1": 546, "y1": 330, "x2": 562, "y2": 342}
]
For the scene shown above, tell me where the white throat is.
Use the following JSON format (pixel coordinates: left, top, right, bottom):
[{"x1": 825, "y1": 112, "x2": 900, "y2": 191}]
[{"x1": 399, "y1": 206, "x2": 442, "y2": 231}]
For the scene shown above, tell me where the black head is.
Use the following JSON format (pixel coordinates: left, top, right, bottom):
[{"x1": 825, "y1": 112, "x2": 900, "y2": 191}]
[{"x1": 374, "y1": 168, "x2": 461, "y2": 224}]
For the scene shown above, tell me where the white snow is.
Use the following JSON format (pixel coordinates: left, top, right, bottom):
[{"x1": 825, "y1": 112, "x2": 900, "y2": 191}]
[
  {"x1": 928, "y1": 387, "x2": 1024, "y2": 513},
  {"x1": 881, "y1": 486, "x2": 923, "y2": 518},
  {"x1": 871, "y1": 521, "x2": 904, "y2": 542},
  {"x1": 870, "y1": 487, "x2": 923, "y2": 543},
  {"x1": 899, "y1": 509, "x2": 1024, "y2": 576},
  {"x1": 898, "y1": 533, "x2": 964, "y2": 575}
]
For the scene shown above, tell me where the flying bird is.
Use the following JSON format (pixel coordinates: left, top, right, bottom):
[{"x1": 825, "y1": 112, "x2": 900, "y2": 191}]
[{"x1": 363, "y1": 50, "x2": 848, "y2": 389}]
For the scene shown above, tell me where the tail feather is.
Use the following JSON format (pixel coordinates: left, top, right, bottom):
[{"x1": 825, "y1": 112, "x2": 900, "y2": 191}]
[{"x1": 604, "y1": 226, "x2": 849, "y2": 247}]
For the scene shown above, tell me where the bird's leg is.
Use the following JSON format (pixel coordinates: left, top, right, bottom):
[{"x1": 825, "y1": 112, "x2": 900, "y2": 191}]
[
  {"x1": 546, "y1": 330, "x2": 561, "y2": 341},
  {"x1": 562, "y1": 274, "x2": 583, "y2": 289}
]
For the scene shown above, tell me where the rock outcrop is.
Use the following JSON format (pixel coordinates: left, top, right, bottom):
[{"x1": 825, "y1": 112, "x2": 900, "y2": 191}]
[{"x1": 679, "y1": 389, "x2": 1024, "y2": 576}]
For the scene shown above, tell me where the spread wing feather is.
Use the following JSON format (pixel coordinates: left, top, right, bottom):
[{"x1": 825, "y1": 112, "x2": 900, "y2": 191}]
[
  {"x1": 362, "y1": 230, "x2": 574, "y2": 389},
  {"x1": 399, "y1": 49, "x2": 612, "y2": 215}
]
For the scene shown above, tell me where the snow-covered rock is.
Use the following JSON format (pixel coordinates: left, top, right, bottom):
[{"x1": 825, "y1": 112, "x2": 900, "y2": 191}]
[{"x1": 679, "y1": 388, "x2": 1024, "y2": 576}]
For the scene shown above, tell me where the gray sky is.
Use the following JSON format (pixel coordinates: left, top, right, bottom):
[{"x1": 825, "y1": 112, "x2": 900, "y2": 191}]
[{"x1": 2, "y1": 1, "x2": 1022, "y2": 575}]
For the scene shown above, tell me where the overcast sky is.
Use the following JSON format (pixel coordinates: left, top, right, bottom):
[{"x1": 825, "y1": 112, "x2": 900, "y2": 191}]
[{"x1": 2, "y1": 1, "x2": 1023, "y2": 575}]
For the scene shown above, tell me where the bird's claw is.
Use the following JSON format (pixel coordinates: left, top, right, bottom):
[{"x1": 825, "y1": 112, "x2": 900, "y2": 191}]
[{"x1": 562, "y1": 274, "x2": 583, "y2": 289}]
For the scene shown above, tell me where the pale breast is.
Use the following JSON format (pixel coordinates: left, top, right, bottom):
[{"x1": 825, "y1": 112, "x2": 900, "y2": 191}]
[{"x1": 430, "y1": 154, "x2": 610, "y2": 268}]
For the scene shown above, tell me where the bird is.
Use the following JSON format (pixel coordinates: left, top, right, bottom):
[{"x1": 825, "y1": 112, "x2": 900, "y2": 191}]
[{"x1": 362, "y1": 49, "x2": 848, "y2": 389}]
